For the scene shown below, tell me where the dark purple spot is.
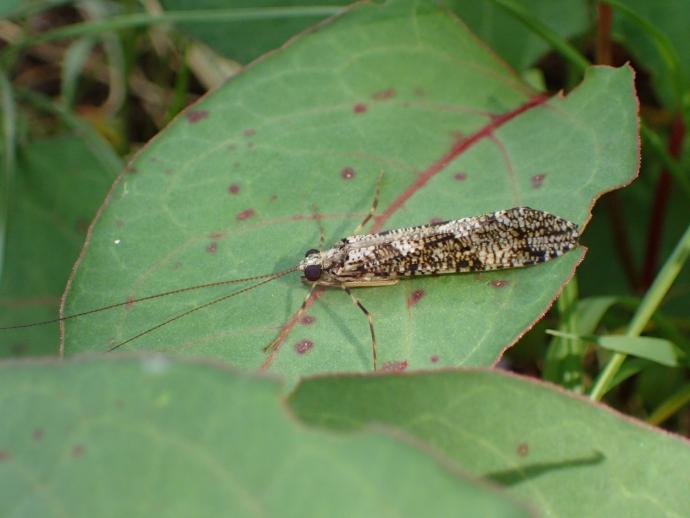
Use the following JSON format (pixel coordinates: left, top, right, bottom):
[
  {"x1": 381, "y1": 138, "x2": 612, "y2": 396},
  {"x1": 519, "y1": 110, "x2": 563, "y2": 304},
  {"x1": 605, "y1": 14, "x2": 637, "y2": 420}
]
[
  {"x1": 270, "y1": 194, "x2": 278, "y2": 202},
  {"x1": 373, "y1": 88, "x2": 396, "y2": 100},
  {"x1": 71, "y1": 444, "x2": 85, "y2": 458},
  {"x1": 517, "y1": 443, "x2": 529, "y2": 457},
  {"x1": 407, "y1": 289, "x2": 425, "y2": 308},
  {"x1": 228, "y1": 183, "x2": 240, "y2": 195},
  {"x1": 0, "y1": 450, "x2": 11, "y2": 462},
  {"x1": 353, "y1": 103, "x2": 367, "y2": 114},
  {"x1": 491, "y1": 279, "x2": 509, "y2": 288},
  {"x1": 74, "y1": 218, "x2": 89, "y2": 234},
  {"x1": 414, "y1": 87, "x2": 425, "y2": 97},
  {"x1": 295, "y1": 339, "x2": 314, "y2": 354},
  {"x1": 454, "y1": 172, "x2": 467, "y2": 181},
  {"x1": 236, "y1": 209, "x2": 255, "y2": 221},
  {"x1": 185, "y1": 110, "x2": 208, "y2": 123},
  {"x1": 341, "y1": 167, "x2": 356, "y2": 180},
  {"x1": 206, "y1": 242, "x2": 218, "y2": 254},
  {"x1": 429, "y1": 217, "x2": 444, "y2": 225},
  {"x1": 430, "y1": 355, "x2": 439, "y2": 363},
  {"x1": 382, "y1": 360, "x2": 408, "y2": 372},
  {"x1": 126, "y1": 296, "x2": 136, "y2": 310},
  {"x1": 300, "y1": 315, "x2": 315, "y2": 325},
  {"x1": 531, "y1": 174, "x2": 546, "y2": 188},
  {"x1": 243, "y1": 128, "x2": 256, "y2": 137},
  {"x1": 10, "y1": 342, "x2": 29, "y2": 356},
  {"x1": 11, "y1": 342, "x2": 27, "y2": 355},
  {"x1": 32, "y1": 428, "x2": 44, "y2": 441}
]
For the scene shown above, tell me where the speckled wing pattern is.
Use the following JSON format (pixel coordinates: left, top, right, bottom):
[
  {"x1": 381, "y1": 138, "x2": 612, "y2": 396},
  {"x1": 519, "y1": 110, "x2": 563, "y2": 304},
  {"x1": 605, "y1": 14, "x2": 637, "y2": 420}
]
[{"x1": 328, "y1": 207, "x2": 579, "y2": 281}]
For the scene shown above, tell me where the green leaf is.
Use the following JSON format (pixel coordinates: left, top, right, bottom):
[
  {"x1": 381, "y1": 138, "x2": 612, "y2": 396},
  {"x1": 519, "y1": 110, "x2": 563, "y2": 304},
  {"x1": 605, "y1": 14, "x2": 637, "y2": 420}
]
[
  {"x1": 0, "y1": 137, "x2": 116, "y2": 357},
  {"x1": 0, "y1": 356, "x2": 530, "y2": 517},
  {"x1": 62, "y1": 0, "x2": 638, "y2": 382},
  {"x1": 289, "y1": 370, "x2": 690, "y2": 516},
  {"x1": 159, "y1": 0, "x2": 346, "y2": 64},
  {"x1": 597, "y1": 335, "x2": 684, "y2": 367},
  {"x1": 446, "y1": 0, "x2": 589, "y2": 71},
  {"x1": 608, "y1": 0, "x2": 690, "y2": 109}
]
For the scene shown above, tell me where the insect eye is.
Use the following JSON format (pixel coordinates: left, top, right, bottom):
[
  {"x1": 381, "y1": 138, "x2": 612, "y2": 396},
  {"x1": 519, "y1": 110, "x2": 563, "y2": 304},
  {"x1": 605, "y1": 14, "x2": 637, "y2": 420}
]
[
  {"x1": 304, "y1": 264, "x2": 322, "y2": 281},
  {"x1": 304, "y1": 248, "x2": 320, "y2": 257}
]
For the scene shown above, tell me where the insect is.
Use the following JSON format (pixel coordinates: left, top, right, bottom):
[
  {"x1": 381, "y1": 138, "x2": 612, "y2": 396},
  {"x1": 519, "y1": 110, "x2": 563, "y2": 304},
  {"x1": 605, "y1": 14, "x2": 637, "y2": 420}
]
[{"x1": 3, "y1": 183, "x2": 579, "y2": 369}]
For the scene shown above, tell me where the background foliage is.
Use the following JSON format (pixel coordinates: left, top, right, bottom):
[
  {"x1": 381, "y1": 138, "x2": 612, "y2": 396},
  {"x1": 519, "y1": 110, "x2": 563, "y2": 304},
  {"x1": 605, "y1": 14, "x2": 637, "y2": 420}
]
[{"x1": 1, "y1": 0, "x2": 689, "y2": 515}]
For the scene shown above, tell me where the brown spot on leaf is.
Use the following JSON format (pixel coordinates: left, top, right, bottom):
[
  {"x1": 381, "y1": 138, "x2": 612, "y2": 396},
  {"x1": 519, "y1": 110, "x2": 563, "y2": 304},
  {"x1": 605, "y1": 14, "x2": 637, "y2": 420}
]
[
  {"x1": 407, "y1": 289, "x2": 425, "y2": 308},
  {"x1": 430, "y1": 355, "x2": 439, "y2": 363},
  {"x1": 11, "y1": 343, "x2": 27, "y2": 355},
  {"x1": 454, "y1": 172, "x2": 467, "y2": 181},
  {"x1": 373, "y1": 88, "x2": 396, "y2": 100},
  {"x1": 206, "y1": 242, "x2": 218, "y2": 254},
  {"x1": 353, "y1": 103, "x2": 367, "y2": 114},
  {"x1": 341, "y1": 167, "x2": 356, "y2": 180},
  {"x1": 208, "y1": 232, "x2": 224, "y2": 239},
  {"x1": 236, "y1": 209, "x2": 255, "y2": 221},
  {"x1": 126, "y1": 296, "x2": 136, "y2": 309},
  {"x1": 164, "y1": 168, "x2": 174, "y2": 175},
  {"x1": 517, "y1": 442, "x2": 529, "y2": 457},
  {"x1": 295, "y1": 339, "x2": 314, "y2": 354},
  {"x1": 32, "y1": 428, "x2": 44, "y2": 441},
  {"x1": 270, "y1": 194, "x2": 278, "y2": 202},
  {"x1": 186, "y1": 110, "x2": 208, "y2": 123},
  {"x1": 300, "y1": 315, "x2": 315, "y2": 325},
  {"x1": 0, "y1": 450, "x2": 11, "y2": 462},
  {"x1": 531, "y1": 174, "x2": 546, "y2": 188},
  {"x1": 429, "y1": 217, "x2": 444, "y2": 225},
  {"x1": 247, "y1": 142, "x2": 255, "y2": 149},
  {"x1": 382, "y1": 360, "x2": 408, "y2": 372},
  {"x1": 491, "y1": 279, "x2": 509, "y2": 288},
  {"x1": 71, "y1": 444, "x2": 85, "y2": 458},
  {"x1": 74, "y1": 219, "x2": 89, "y2": 234},
  {"x1": 228, "y1": 184, "x2": 240, "y2": 195},
  {"x1": 414, "y1": 87, "x2": 425, "y2": 96},
  {"x1": 243, "y1": 128, "x2": 256, "y2": 137}
]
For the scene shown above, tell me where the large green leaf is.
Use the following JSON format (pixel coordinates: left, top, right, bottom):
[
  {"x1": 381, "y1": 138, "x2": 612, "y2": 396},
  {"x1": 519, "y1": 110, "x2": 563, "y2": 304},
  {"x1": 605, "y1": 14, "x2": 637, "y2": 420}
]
[
  {"x1": 0, "y1": 356, "x2": 530, "y2": 517},
  {"x1": 289, "y1": 370, "x2": 690, "y2": 517},
  {"x1": 62, "y1": 0, "x2": 638, "y2": 381},
  {"x1": 0, "y1": 137, "x2": 117, "y2": 357}
]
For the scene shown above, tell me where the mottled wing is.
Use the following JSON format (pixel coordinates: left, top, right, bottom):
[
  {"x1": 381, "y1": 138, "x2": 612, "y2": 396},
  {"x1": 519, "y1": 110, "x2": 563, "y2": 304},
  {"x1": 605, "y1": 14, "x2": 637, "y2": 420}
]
[{"x1": 334, "y1": 207, "x2": 579, "y2": 280}]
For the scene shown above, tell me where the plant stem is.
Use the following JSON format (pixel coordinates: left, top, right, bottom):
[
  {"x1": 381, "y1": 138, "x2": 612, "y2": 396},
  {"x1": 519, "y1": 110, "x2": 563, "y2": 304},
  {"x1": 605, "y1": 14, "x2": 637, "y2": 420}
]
[{"x1": 590, "y1": 222, "x2": 690, "y2": 400}]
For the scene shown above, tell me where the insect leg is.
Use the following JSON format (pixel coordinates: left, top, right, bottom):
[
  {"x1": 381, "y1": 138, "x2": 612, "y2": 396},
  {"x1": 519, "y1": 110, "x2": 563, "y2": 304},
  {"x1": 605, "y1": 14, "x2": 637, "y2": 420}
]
[
  {"x1": 263, "y1": 282, "x2": 317, "y2": 353},
  {"x1": 343, "y1": 286, "x2": 378, "y2": 371},
  {"x1": 311, "y1": 203, "x2": 326, "y2": 247},
  {"x1": 353, "y1": 171, "x2": 384, "y2": 234}
]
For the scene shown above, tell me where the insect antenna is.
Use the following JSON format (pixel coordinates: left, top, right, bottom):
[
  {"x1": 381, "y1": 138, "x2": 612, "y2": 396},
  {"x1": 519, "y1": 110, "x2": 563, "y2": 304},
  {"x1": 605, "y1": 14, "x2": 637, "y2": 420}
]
[
  {"x1": 107, "y1": 269, "x2": 296, "y2": 351},
  {"x1": 0, "y1": 267, "x2": 299, "y2": 331}
]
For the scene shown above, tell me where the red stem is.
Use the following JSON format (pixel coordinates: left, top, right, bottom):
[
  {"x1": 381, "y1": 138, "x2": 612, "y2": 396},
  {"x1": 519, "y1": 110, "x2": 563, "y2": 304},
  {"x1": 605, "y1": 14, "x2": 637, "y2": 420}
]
[{"x1": 641, "y1": 116, "x2": 685, "y2": 288}]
